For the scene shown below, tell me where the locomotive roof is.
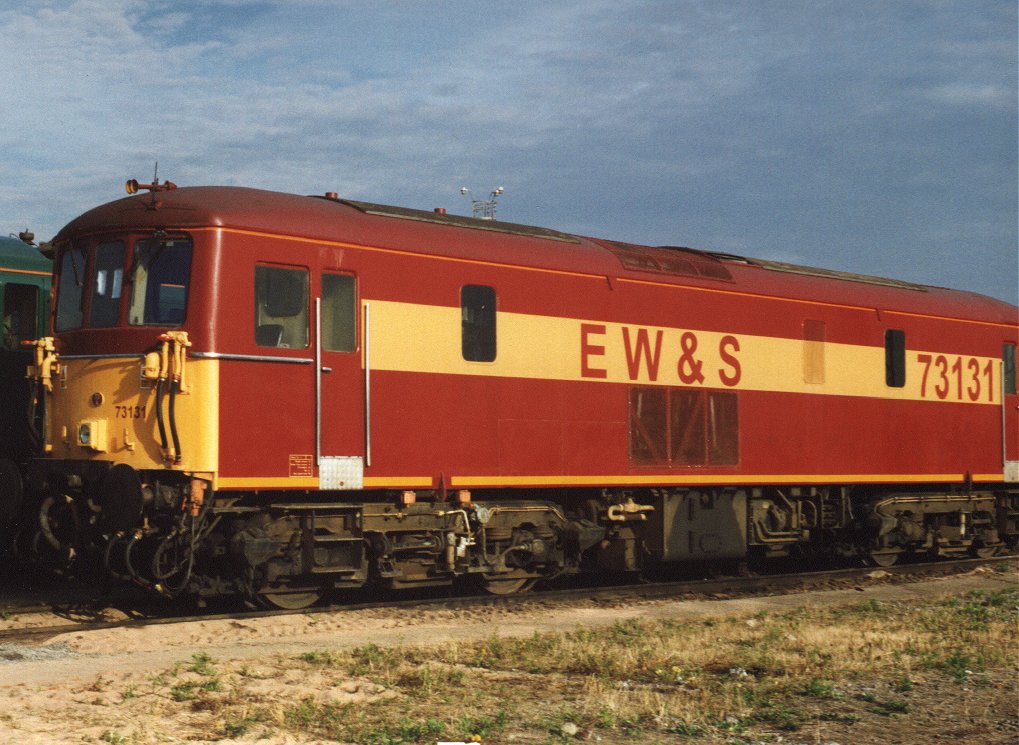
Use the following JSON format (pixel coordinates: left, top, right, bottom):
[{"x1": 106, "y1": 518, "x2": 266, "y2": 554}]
[
  {"x1": 56, "y1": 186, "x2": 1018, "y2": 326},
  {"x1": 0, "y1": 234, "x2": 50, "y2": 275}
]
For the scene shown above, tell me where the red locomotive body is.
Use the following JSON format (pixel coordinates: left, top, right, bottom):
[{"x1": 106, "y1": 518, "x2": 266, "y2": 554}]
[{"x1": 20, "y1": 185, "x2": 1018, "y2": 605}]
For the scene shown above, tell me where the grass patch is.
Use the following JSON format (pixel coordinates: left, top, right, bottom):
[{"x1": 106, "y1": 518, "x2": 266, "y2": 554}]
[{"x1": 107, "y1": 585, "x2": 1017, "y2": 743}]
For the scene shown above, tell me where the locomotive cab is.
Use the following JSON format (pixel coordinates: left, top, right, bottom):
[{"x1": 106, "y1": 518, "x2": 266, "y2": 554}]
[{"x1": 27, "y1": 228, "x2": 219, "y2": 569}]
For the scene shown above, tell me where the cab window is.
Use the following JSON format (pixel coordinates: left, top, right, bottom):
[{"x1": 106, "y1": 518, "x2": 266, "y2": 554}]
[
  {"x1": 55, "y1": 246, "x2": 85, "y2": 331},
  {"x1": 90, "y1": 241, "x2": 125, "y2": 327},
  {"x1": 255, "y1": 265, "x2": 309, "y2": 348},
  {"x1": 128, "y1": 237, "x2": 192, "y2": 326}
]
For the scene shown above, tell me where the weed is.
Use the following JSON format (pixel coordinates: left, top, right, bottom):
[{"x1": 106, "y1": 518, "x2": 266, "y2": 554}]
[
  {"x1": 941, "y1": 650, "x2": 984, "y2": 682},
  {"x1": 99, "y1": 731, "x2": 128, "y2": 744},
  {"x1": 609, "y1": 618, "x2": 644, "y2": 640},
  {"x1": 718, "y1": 716, "x2": 745, "y2": 733},
  {"x1": 853, "y1": 598, "x2": 885, "y2": 614},
  {"x1": 855, "y1": 692, "x2": 909, "y2": 716},
  {"x1": 455, "y1": 710, "x2": 509, "y2": 739},
  {"x1": 397, "y1": 664, "x2": 467, "y2": 693},
  {"x1": 223, "y1": 716, "x2": 258, "y2": 737},
  {"x1": 236, "y1": 664, "x2": 264, "y2": 679},
  {"x1": 283, "y1": 698, "x2": 348, "y2": 734},
  {"x1": 350, "y1": 643, "x2": 399, "y2": 677},
  {"x1": 594, "y1": 706, "x2": 616, "y2": 729},
  {"x1": 169, "y1": 682, "x2": 198, "y2": 702},
  {"x1": 666, "y1": 721, "x2": 705, "y2": 736},
  {"x1": 188, "y1": 651, "x2": 215, "y2": 676},
  {"x1": 148, "y1": 671, "x2": 169, "y2": 687},
  {"x1": 362, "y1": 717, "x2": 444, "y2": 745},
  {"x1": 818, "y1": 711, "x2": 861, "y2": 724},
  {"x1": 890, "y1": 676, "x2": 914, "y2": 693},
  {"x1": 169, "y1": 677, "x2": 220, "y2": 701},
  {"x1": 802, "y1": 677, "x2": 837, "y2": 699},
  {"x1": 299, "y1": 650, "x2": 337, "y2": 666}
]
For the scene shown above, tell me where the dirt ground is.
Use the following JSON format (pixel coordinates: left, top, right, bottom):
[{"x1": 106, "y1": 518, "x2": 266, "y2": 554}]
[{"x1": 0, "y1": 567, "x2": 1015, "y2": 744}]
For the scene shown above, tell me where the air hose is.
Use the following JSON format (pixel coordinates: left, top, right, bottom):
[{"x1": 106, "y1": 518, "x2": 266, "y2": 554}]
[
  {"x1": 168, "y1": 378, "x2": 181, "y2": 463},
  {"x1": 155, "y1": 380, "x2": 167, "y2": 451}
]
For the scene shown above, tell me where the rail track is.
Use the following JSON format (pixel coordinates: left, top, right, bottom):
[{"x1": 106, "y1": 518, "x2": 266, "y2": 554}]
[{"x1": 0, "y1": 554, "x2": 1013, "y2": 648}]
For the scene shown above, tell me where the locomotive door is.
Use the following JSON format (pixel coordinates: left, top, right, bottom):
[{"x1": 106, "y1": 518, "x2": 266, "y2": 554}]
[{"x1": 314, "y1": 271, "x2": 365, "y2": 490}]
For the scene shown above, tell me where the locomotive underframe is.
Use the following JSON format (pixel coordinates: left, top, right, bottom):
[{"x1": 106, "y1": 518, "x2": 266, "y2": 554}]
[{"x1": 13, "y1": 459, "x2": 1019, "y2": 605}]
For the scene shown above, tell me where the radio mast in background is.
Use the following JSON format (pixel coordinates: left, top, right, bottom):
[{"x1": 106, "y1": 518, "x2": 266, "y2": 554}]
[{"x1": 459, "y1": 186, "x2": 504, "y2": 220}]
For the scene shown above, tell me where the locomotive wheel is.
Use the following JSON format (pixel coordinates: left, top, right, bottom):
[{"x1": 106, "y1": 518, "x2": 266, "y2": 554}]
[
  {"x1": 970, "y1": 542, "x2": 1001, "y2": 559},
  {"x1": 477, "y1": 571, "x2": 538, "y2": 595},
  {"x1": 37, "y1": 493, "x2": 81, "y2": 561},
  {"x1": 256, "y1": 588, "x2": 324, "y2": 610},
  {"x1": 865, "y1": 550, "x2": 900, "y2": 567},
  {"x1": 0, "y1": 459, "x2": 23, "y2": 528}
]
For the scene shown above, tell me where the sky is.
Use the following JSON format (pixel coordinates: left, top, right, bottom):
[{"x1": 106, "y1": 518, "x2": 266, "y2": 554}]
[{"x1": 2, "y1": 0, "x2": 1017, "y2": 304}]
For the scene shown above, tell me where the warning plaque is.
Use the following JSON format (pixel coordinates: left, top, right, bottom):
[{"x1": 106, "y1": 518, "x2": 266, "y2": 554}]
[{"x1": 289, "y1": 454, "x2": 314, "y2": 478}]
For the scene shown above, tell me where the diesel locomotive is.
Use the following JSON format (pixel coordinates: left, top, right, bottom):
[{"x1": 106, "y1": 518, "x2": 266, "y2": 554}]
[
  {"x1": 11, "y1": 181, "x2": 1018, "y2": 607},
  {"x1": 0, "y1": 232, "x2": 50, "y2": 535}
]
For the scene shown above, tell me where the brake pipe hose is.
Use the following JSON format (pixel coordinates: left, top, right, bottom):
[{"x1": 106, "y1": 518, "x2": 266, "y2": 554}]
[{"x1": 168, "y1": 377, "x2": 181, "y2": 464}]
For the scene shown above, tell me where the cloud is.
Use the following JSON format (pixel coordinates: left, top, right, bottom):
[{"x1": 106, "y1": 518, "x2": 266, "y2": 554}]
[
  {"x1": 1, "y1": 1, "x2": 1015, "y2": 303},
  {"x1": 924, "y1": 82, "x2": 1013, "y2": 107}
]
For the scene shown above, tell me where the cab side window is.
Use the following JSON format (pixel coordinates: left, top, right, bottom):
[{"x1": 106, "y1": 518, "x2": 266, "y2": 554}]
[
  {"x1": 1005, "y1": 343, "x2": 1017, "y2": 395},
  {"x1": 255, "y1": 265, "x2": 309, "y2": 348},
  {"x1": 885, "y1": 329, "x2": 906, "y2": 388},
  {"x1": 322, "y1": 273, "x2": 356, "y2": 352},
  {"x1": 461, "y1": 284, "x2": 496, "y2": 362}
]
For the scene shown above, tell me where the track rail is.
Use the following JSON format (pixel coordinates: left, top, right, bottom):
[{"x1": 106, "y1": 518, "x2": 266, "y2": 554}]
[{"x1": 1, "y1": 555, "x2": 1014, "y2": 646}]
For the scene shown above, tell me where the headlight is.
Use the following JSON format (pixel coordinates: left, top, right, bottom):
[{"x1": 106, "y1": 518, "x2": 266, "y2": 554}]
[{"x1": 76, "y1": 419, "x2": 107, "y2": 451}]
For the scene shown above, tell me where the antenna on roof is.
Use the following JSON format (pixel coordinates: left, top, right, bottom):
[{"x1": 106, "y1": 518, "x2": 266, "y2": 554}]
[{"x1": 459, "y1": 186, "x2": 504, "y2": 220}]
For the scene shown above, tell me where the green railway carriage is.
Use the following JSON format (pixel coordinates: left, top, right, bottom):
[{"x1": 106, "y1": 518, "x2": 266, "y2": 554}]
[
  {"x1": 0, "y1": 233, "x2": 50, "y2": 526},
  {"x1": 1, "y1": 234, "x2": 50, "y2": 349}
]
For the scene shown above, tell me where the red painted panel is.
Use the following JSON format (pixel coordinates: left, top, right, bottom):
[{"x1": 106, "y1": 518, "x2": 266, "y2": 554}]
[{"x1": 47, "y1": 186, "x2": 1017, "y2": 490}]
